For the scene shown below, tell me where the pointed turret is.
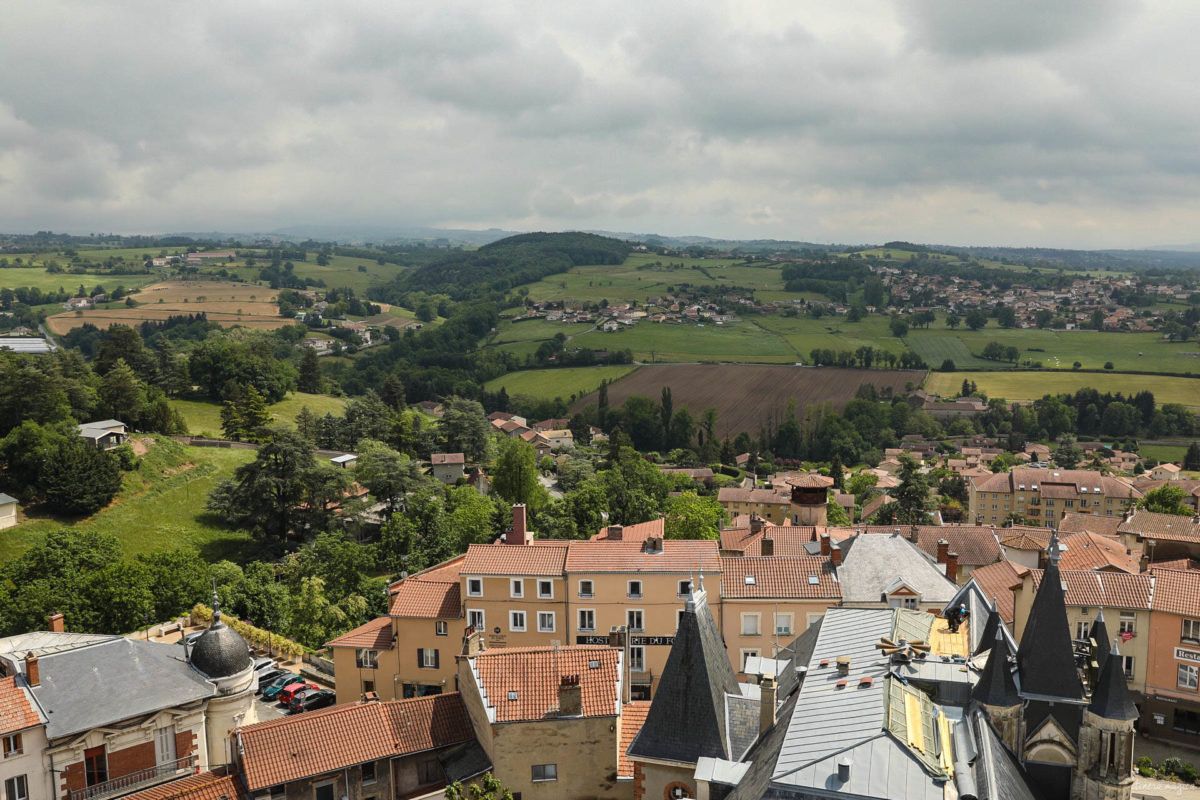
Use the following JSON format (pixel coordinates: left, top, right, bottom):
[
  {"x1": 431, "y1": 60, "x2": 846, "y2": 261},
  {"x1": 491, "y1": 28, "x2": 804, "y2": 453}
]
[
  {"x1": 973, "y1": 597, "x2": 1002, "y2": 657},
  {"x1": 1017, "y1": 532, "x2": 1083, "y2": 699},
  {"x1": 974, "y1": 626, "x2": 1019, "y2": 707},
  {"x1": 1090, "y1": 608, "x2": 1111, "y2": 665},
  {"x1": 1089, "y1": 641, "x2": 1138, "y2": 721}
]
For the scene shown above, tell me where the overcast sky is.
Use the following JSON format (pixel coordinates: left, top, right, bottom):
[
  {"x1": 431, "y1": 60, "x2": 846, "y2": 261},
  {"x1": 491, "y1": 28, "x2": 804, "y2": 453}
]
[{"x1": 2, "y1": 1, "x2": 1198, "y2": 248}]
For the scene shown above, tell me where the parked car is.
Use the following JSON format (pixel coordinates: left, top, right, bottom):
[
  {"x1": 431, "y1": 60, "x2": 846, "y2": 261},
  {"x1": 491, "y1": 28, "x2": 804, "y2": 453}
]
[
  {"x1": 260, "y1": 673, "x2": 301, "y2": 701},
  {"x1": 251, "y1": 657, "x2": 275, "y2": 673},
  {"x1": 279, "y1": 682, "x2": 319, "y2": 705},
  {"x1": 291, "y1": 690, "x2": 336, "y2": 714},
  {"x1": 255, "y1": 668, "x2": 289, "y2": 693}
]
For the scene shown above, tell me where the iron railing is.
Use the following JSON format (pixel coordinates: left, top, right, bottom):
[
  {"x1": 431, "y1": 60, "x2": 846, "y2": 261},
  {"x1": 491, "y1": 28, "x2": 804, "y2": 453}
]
[{"x1": 68, "y1": 754, "x2": 195, "y2": 800}]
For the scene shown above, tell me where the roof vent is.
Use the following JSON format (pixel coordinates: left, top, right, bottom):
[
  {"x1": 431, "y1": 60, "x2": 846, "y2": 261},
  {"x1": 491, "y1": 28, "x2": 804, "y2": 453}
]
[
  {"x1": 819, "y1": 659, "x2": 830, "y2": 668},
  {"x1": 858, "y1": 676, "x2": 873, "y2": 688},
  {"x1": 837, "y1": 759, "x2": 852, "y2": 782},
  {"x1": 745, "y1": 575, "x2": 756, "y2": 585},
  {"x1": 507, "y1": 691, "x2": 519, "y2": 701},
  {"x1": 835, "y1": 679, "x2": 847, "y2": 689}
]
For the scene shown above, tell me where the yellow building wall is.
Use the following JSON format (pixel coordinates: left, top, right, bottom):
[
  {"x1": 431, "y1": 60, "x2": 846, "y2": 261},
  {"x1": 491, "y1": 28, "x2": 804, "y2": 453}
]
[
  {"x1": 461, "y1": 575, "x2": 569, "y2": 649},
  {"x1": 330, "y1": 643, "x2": 404, "y2": 705},
  {"x1": 718, "y1": 599, "x2": 833, "y2": 672},
  {"x1": 719, "y1": 500, "x2": 789, "y2": 525},
  {"x1": 491, "y1": 716, "x2": 628, "y2": 800}
]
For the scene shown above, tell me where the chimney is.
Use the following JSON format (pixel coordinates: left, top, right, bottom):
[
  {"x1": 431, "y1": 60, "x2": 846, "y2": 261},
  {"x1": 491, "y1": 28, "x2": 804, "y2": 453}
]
[
  {"x1": 607, "y1": 525, "x2": 624, "y2": 541},
  {"x1": 510, "y1": 504, "x2": 528, "y2": 544},
  {"x1": 24, "y1": 653, "x2": 39, "y2": 687},
  {"x1": 558, "y1": 675, "x2": 583, "y2": 716},
  {"x1": 945, "y1": 552, "x2": 959, "y2": 583},
  {"x1": 462, "y1": 625, "x2": 485, "y2": 656},
  {"x1": 909, "y1": 525, "x2": 920, "y2": 543},
  {"x1": 750, "y1": 515, "x2": 765, "y2": 534},
  {"x1": 760, "y1": 537, "x2": 775, "y2": 557},
  {"x1": 643, "y1": 536, "x2": 663, "y2": 554},
  {"x1": 836, "y1": 656, "x2": 851, "y2": 677},
  {"x1": 759, "y1": 674, "x2": 778, "y2": 733},
  {"x1": 936, "y1": 539, "x2": 950, "y2": 563},
  {"x1": 819, "y1": 533, "x2": 831, "y2": 556},
  {"x1": 830, "y1": 545, "x2": 842, "y2": 567},
  {"x1": 47, "y1": 613, "x2": 64, "y2": 633}
]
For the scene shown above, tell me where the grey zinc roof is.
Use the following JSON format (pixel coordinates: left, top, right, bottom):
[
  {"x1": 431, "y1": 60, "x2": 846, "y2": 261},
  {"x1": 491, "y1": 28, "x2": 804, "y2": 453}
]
[
  {"x1": 836, "y1": 533, "x2": 958, "y2": 605},
  {"x1": 29, "y1": 638, "x2": 215, "y2": 739},
  {"x1": 0, "y1": 631, "x2": 118, "y2": 658},
  {"x1": 0, "y1": 493, "x2": 17, "y2": 505}
]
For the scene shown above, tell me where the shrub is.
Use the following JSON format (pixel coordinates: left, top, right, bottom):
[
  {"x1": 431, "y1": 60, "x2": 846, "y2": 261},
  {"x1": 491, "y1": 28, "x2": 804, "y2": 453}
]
[
  {"x1": 940, "y1": 359, "x2": 956, "y2": 372},
  {"x1": 1104, "y1": 361, "x2": 1114, "y2": 370},
  {"x1": 1137, "y1": 756, "x2": 1156, "y2": 777}
]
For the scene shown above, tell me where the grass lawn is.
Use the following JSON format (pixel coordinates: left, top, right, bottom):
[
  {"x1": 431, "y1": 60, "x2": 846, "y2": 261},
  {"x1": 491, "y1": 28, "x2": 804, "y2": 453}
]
[
  {"x1": 757, "y1": 314, "x2": 908, "y2": 359},
  {"x1": 571, "y1": 319, "x2": 796, "y2": 362},
  {"x1": 0, "y1": 267, "x2": 161, "y2": 293},
  {"x1": 923, "y1": 371, "x2": 1200, "y2": 409},
  {"x1": 489, "y1": 319, "x2": 596, "y2": 344},
  {"x1": 1139, "y1": 443, "x2": 1189, "y2": 464},
  {"x1": 0, "y1": 438, "x2": 256, "y2": 565},
  {"x1": 906, "y1": 335, "x2": 997, "y2": 370},
  {"x1": 172, "y1": 392, "x2": 348, "y2": 436},
  {"x1": 484, "y1": 365, "x2": 640, "y2": 401},
  {"x1": 289, "y1": 254, "x2": 409, "y2": 295}
]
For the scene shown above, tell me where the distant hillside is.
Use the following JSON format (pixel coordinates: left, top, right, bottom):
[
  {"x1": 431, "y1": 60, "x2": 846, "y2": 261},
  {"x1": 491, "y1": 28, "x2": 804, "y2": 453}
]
[{"x1": 400, "y1": 231, "x2": 631, "y2": 298}]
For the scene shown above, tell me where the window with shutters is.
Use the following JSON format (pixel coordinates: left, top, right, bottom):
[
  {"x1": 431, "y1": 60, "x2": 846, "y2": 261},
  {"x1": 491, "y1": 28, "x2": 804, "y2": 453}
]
[
  {"x1": 1, "y1": 734, "x2": 21, "y2": 758},
  {"x1": 419, "y1": 648, "x2": 439, "y2": 669}
]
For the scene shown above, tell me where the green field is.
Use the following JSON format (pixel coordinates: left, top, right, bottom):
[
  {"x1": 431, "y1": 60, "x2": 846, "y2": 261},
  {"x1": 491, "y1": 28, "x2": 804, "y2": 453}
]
[
  {"x1": 756, "y1": 314, "x2": 907, "y2": 358},
  {"x1": 484, "y1": 365, "x2": 640, "y2": 400},
  {"x1": 0, "y1": 266, "x2": 161, "y2": 293},
  {"x1": 289, "y1": 254, "x2": 408, "y2": 295},
  {"x1": 571, "y1": 319, "x2": 796, "y2": 363},
  {"x1": 906, "y1": 335, "x2": 997, "y2": 370},
  {"x1": 923, "y1": 371, "x2": 1200, "y2": 409},
  {"x1": 1139, "y1": 444, "x2": 1189, "y2": 464},
  {"x1": 1, "y1": 438, "x2": 255, "y2": 564},
  {"x1": 490, "y1": 319, "x2": 596, "y2": 344},
  {"x1": 172, "y1": 392, "x2": 349, "y2": 436}
]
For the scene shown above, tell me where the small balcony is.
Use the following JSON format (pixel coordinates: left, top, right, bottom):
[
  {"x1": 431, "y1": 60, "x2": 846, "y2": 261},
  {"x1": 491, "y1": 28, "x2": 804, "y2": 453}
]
[{"x1": 68, "y1": 754, "x2": 196, "y2": 800}]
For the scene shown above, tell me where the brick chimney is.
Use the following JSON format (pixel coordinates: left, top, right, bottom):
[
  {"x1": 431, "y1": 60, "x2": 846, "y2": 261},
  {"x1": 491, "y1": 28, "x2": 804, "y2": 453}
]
[
  {"x1": 750, "y1": 515, "x2": 765, "y2": 535},
  {"x1": 462, "y1": 625, "x2": 485, "y2": 656},
  {"x1": 945, "y1": 552, "x2": 959, "y2": 583},
  {"x1": 558, "y1": 675, "x2": 583, "y2": 716},
  {"x1": 47, "y1": 613, "x2": 64, "y2": 633},
  {"x1": 909, "y1": 525, "x2": 920, "y2": 543},
  {"x1": 836, "y1": 656, "x2": 851, "y2": 677},
  {"x1": 936, "y1": 539, "x2": 950, "y2": 563},
  {"x1": 830, "y1": 545, "x2": 842, "y2": 567},
  {"x1": 759, "y1": 674, "x2": 777, "y2": 733},
  {"x1": 760, "y1": 537, "x2": 775, "y2": 557},
  {"x1": 820, "y1": 533, "x2": 831, "y2": 556},
  {"x1": 24, "y1": 653, "x2": 39, "y2": 687},
  {"x1": 606, "y1": 525, "x2": 624, "y2": 541},
  {"x1": 509, "y1": 504, "x2": 528, "y2": 544}
]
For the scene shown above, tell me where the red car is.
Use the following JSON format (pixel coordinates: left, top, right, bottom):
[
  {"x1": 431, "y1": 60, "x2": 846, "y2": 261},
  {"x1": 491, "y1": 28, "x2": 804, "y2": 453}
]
[{"x1": 278, "y1": 682, "x2": 318, "y2": 705}]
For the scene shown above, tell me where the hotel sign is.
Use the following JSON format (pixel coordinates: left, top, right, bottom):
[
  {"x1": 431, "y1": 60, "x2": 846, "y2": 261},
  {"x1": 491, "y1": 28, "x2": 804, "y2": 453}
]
[
  {"x1": 576, "y1": 635, "x2": 676, "y2": 646},
  {"x1": 1174, "y1": 646, "x2": 1200, "y2": 664}
]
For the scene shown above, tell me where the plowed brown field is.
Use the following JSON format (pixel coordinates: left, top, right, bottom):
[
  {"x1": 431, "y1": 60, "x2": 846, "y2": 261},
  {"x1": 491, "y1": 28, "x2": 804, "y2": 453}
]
[
  {"x1": 46, "y1": 280, "x2": 285, "y2": 334},
  {"x1": 572, "y1": 364, "x2": 925, "y2": 438}
]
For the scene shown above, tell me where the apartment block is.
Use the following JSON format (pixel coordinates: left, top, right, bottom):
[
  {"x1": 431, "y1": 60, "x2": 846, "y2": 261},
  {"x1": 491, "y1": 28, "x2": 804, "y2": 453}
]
[{"x1": 969, "y1": 468, "x2": 1142, "y2": 528}]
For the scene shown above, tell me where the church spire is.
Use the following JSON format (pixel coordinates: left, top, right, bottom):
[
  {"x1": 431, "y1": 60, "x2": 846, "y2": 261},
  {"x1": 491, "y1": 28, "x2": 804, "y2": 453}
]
[
  {"x1": 1089, "y1": 641, "x2": 1138, "y2": 721},
  {"x1": 1016, "y1": 532, "x2": 1083, "y2": 700}
]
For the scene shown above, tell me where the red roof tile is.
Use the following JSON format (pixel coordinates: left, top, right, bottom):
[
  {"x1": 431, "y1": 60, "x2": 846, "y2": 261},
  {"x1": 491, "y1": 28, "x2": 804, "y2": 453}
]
[
  {"x1": 120, "y1": 773, "x2": 241, "y2": 800},
  {"x1": 719, "y1": 556, "x2": 840, "y2": 599},
  {"x1": 720, "y1": 526, "x2": 822, "y2": 557},
  {"x1": 0, "y1": 676, "x2": 40, "y2": 736},
  {"x1": 592, "y1": 518, "x2": 664, "y2": 542},
  {"x1": 462, "y1": 542, "x2": 569, "y2": 576},
  {"x1": 1119, "y1": 509, "x2": 1200, "y2": 543},
  {"x1": 325, "y1": 616, "x2": 393, "y2": 649},
  {"x1": 860, "y1": 525, "x2": 1001, "y2": 567},
  {"x1": 389, "y1": 558, "x2": 464, "y2": 619},
  {"x1": 787, "y1": 473, "x2": 834, "y2": 489},
  {"x1": 238, "y1": 694, "x2": 474, "y2": 790},
  {"x1": 1058, "y1": 512, "x2": 1124, "y2": 537},
  {"x1": 564, "y1": 540, "x2": 720, "y2": 573},
  {"x1": 471, "y1": 646, "x2": 621, "y2": 723},
  {"x1": 968, "y1": 560, "x2": 1028, "y2": 623},
  {"x1": 1025, "y1": 569, "x2": 1153, "y2": 611},
  {"x1": 1058, "y1": 531, "x2": 1139, "y2": 573},
  {"x1": 618, "y1": 702, "x2": 651, "y2": 778},
  {"x1": 431, "y1": 453, "x2": 465, "y2": 465},
  {"x1": 717, "y1": 487, "x2": 790, "y2": 505},
  {"x1": 1151, "y1": 568, "x2": 1200, "y2": 617}
]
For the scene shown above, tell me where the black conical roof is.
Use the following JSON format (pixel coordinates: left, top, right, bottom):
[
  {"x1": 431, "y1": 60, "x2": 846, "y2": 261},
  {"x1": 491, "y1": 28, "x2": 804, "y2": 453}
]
[
  {"x1": 1089, "y1": 642, "x2": 1138, "y2": 721},
  {"x1": 1090, "y1": 608, "x2": 1111, "y2": 665},
  {"x1": 974, "y1": 628, "x2": 1020, "y2": 707},
  {"x1": 627, "y1": 586, "x2": 740, "y2": 763},
  {"x1": 974, "y1": 600, "x2": 1002, "y2": 657},
  {"x1": 1016, "y1": 535, "x2": 1083, "y2": 700}
]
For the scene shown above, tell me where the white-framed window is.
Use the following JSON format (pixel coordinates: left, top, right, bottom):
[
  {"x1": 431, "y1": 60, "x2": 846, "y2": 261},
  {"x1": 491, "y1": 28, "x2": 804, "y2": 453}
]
[
  {"x1": 807, "y1": 613, "x2": 824, "y2": 629},
  {"x1": 467, "y1": 578, "x2": 483, "y2": 597},
  {"x1": 419, "y1": 648, "x2": 439, "y2": 669},
  {"x1": 627, "y1": 609, "x2": 644, "y2": 632},
  {"x1": 741, "y1": 613, "x2": 760, "y2": 636},
  {"x1": 629, "y1": 646, "x2": 645, "y2": 671},
  {"x1": 741, "y1": 649, "x2": 760, "y2": 669},
  {"x1": 628, "y1": 580, "x2": 643, "y2": 598},
  {"x1": 1179, "y1": 663, "x2": 1199, "y2": 690},
  {"x1": 4, "y1": 776, "x2": 28, "y2": 800},
  {"x1": 1120, "y1": 612, "x2": 1136, "y2": 636},
  {"x1": 510, "y1": 579, "x2": 524, "y2": 598},
  {"x1": 510, "y1": 611, "x2": 527, "y2": 632},
  {"x1": 361, "y1": 761, "x2": 377, "y2": 785},
  {"x1": 538, "y1": 580, "x2": 554, "y2": 598},
  {"x1": 435, "y1": 621, "x2": 448, "y2": 636},
  {"x1": 531, "y1": 764, "x2": 558, "y2": 782},
  {"x1": 538, "y1": 611, "x2": 556, "y2": 632},
  {"x1": 578, "y1": 609, "x2": 595, "y2": 632},
  {"x1": 467, "y1": 609, "x2": 485, "y2": 631},
  {"x1": 1122, "y1": 655, "x2": 1135, "y2": 680},
  {"x1": 356, "y1": 649, "x2": 378, "y2": 669},
  {"x1": 1, "y1": 734, "x2": 21, "y2": 758},
  {"x1": 1184, "y1": 619, "x2": 1200, "y2": 643},
  {"x1": 775, "y1": 613, "x2": 793, "y2": 636},
  {"x1": 678, "y1": 579, "x2": 692, "y2": 596},
  {"x1": 578, "y1": 580, "x2": 594, "y2": 598},
  {"x1": 1076, "y1": 621, "x2": 1091, "y2": 641}
]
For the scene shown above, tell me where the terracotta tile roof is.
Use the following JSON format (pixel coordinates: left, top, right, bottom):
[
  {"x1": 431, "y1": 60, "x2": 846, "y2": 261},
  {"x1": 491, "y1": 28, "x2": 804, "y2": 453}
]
[
  {"x1": 120, "y1": 773, "x2": 241, "y2": 800},
  {"x1": 719, "y1": 556, "x2": 840, "y2": 599},
  {"x1": 618, "y1": 702, "x2": 651, "y2": 778},
  {"x1": 592, "y1": 518, "x2": 664, "y2": 542},
  {"x1": 389, "y1": 557, "x2": 464, "y2": 619},
  {"x1": 1119, "y1": 509, "x2": 1200, "y2": 543},
  {"x1": 564, "y1": 540, "x2": 720, "y2": 573},
  {"x1": 717, "y1": 487, "x2": 790, "y2": 505},
  {"x1": 238, "y1": 694, "x2": 475, "y2": 790},
  {"x1": 968, "y1": 560, "x2": 1027, "y2": 623},
  {"x1": 786, "y1": 473, "x2": 834, "y2": 489},
  {"x1": 1057, "y1": 512, "x2": 1124, "y2": 537},
  {"x1": 431, "y1": 453, "x2": 464, "y2": 465},
  {"x1": 1149, "y1": 558, "x2": 1200, "y2": 572},
  {"x1": 1025, "y1": 569, "x2": 1153, "y2": 611},
  {"x1": 462, "y1": 542, "x2": 569, "y2": 576},
  {"x1": 1058, "y1": 532, "x2": 1139, "y2": 573},
  {"x1": 999, "y1": 527, "x2": 1052, "y2": 552},
  {"x1": 1150, "y1": 568, "x2": 1200, "y2": 617},
  {"x1": 0, "y1": 675, "x2": 40, "y2": 735},
  {"x1": 325, "y1": 616, "x2": 394, "y2": 649},
  {"x1": 971, "y1": 469, "x2": 1142, "y2": 500},
  {"x1": 722, "y1": 526, "x2": 824, "y2": 557},
  {"x1": 719, "y1": 526, "x2": 754, "y2": 553},
  {"x1": 471, "y1": 646, "x2": 620, "y2": 723},
  {"x1": 860, "y1": 525, "x2": 1001, "y2": 567}
]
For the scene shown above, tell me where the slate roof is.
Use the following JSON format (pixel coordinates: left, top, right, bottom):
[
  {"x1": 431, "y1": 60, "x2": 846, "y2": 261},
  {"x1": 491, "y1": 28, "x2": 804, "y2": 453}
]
[
  {"x1": 719, "y1": 556, "x2": 840, "y2": 599},
  {"x1": 0, "y1": 675, "x2": 41, "y2": 735},
  {"x1": 238, "y1": 694, "x2": 475, "y2": 790},
  {"x1": 1058, "y1": 531, "x2": 1139, "y2": 573},
  {"x1": 836, "y1": 532, "x2": 958, "y2": 604},
  {"x1": 1089, "y1": 645, "x2": 1139, "y2": 721},
  {"x1": 1150, "y1": 567, "x2": 1200, "y2": 617},
  {"x1": 617, "y1": 701, "x2": 651, "y2": 779},
  {"x1": 388, "y1": 557, "x2": 464, "y2": 619},
  {"x1": 973, "y1": 631, "x2": 1019, "y2": 707},
  {"x1": 1090, "y1": 609, "x2": 1111, "y2": 665},
  {"x1": 1016, "y1": 549, "x2": 1084, "y2": 701},
  {"x1": 718, "y1": 693, "x2": 798, "y2": 800},
  {"x1": 120, "y1": 773, "x2": 243, "y2": 800},
  {"x1": 325, "y1": 616, "x2": 394, "y2": 649},
  {"x1": 564, "y1": 540, "x2": 720, "y2": 573},
  {"x1": 461, "y1": 542, "x2": 569, "y2": 576},
  {"x1": 468, "y1": 645, "x2": 620, "y2": 723},
  {"x1": 1119, "y1": 509, "x2": 1200, "y2": 542},
  {"x1": 861, "y1": 525, "x2": 1002, "y2": 567},
  {"x1": 627, "y1": 589, "x2": 741, "y2": 764}
]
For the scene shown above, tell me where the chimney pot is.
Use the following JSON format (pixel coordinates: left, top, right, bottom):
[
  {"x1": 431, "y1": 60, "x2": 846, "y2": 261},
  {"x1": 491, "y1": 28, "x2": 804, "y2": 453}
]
[
  {"x1": 47, "y1": 613, "x2": 64, "y2": 633},
  {"x1": 462, "y1": 625, "x2": 485, "y2": 656},
  {"x1": 937, "y1": 539, "x2": 950, "y2": 563},
  {"x1": 24, "y1": 653, "x2": 39, "y2": 687},
  {"x1": 909, "y1": 525, "x2": 920, "y2": 543},
  {"x1": 945, "y1": 552, "x2": 959, "y2": 583},
  {"x1": 760, "y1": 537, "x2": 775, "y2": 557},
  {"x1": 510, "y1": 504, "x2": 528, "y2": 544}
]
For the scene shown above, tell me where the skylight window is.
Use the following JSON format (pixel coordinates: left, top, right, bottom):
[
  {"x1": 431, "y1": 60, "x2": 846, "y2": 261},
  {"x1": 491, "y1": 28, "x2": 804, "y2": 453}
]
[
  {"x1": 745, "y1": 576, "x2": 756, "y2": 585},
  {"x1": 808, "y1": 576, "x2": 820, "y2": 585},
  {"x1": 588, "y1": 660, "x2": 600, "y2": 669},
  {"x1": 508, "y1": 691, "x2": 519, "y2": 701}
]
